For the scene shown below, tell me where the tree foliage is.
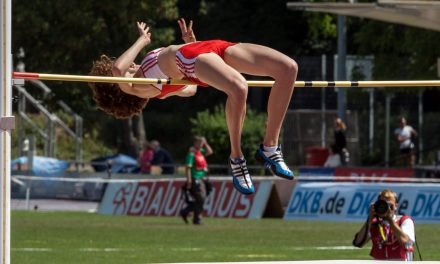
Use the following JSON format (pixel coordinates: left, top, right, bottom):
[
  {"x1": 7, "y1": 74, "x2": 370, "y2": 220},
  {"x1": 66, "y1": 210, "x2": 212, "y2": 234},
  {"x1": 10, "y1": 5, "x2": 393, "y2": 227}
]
[
  {"x1": 353, "y1": 21, "x2": 440, "y2": 80},
  {"x1": 190, "y1": 105, "x2": 266, "y2": 165}
]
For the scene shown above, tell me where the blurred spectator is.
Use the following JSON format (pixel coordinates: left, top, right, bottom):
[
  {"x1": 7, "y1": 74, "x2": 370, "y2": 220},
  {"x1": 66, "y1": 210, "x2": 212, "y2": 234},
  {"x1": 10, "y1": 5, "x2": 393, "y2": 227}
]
[
  {"x1": 353, "y1": 189, "x2": 416, "y2": 261},
  {"x1": 324, "y1": 144, "x2": 342, "y2": 168},
  {"x1": 138, "y1": 141, "x2": 154, "y2": 174},
  {"x1": 394, "y1": 117, "x2": 417, "y2": 167},
  {"x1": 150, "y1": 140, "x2": 175, "y2": 174},
  {"x1": 333, "y1": 117, "x2": 349, "y2": 166},
  {"x1": 180, "y1": 136, "x2": 213, "y2": 225}
]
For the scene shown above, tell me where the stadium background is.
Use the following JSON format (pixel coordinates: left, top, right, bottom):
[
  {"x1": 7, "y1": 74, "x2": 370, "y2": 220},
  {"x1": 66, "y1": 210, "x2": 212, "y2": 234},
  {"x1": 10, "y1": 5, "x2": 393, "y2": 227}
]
[{"x1": 9, "y1": 0, "x2": 440, "y2": 263}]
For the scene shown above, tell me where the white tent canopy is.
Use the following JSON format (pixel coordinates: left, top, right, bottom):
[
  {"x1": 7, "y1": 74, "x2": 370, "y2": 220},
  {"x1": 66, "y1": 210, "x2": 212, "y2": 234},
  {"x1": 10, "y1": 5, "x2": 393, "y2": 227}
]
[{"x1": 287, "y1": 0, "x2": 440, "y2": 32}]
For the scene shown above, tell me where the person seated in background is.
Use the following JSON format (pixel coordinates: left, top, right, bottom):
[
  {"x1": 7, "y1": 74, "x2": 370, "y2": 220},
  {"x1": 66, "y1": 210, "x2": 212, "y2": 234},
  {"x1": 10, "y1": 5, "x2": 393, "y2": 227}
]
[
  {"x1": 150, "y1": 140, "x2": 175, "y2": 174},
  {"x1": 138, "y1": 141, "x2": 154, "y2": 174},
  {"x1": 324, "y1": 144, "x2": 341, "y2": 168},
  {"x1": 352, "y1": 189, "x2": 415, "y2": 261}
]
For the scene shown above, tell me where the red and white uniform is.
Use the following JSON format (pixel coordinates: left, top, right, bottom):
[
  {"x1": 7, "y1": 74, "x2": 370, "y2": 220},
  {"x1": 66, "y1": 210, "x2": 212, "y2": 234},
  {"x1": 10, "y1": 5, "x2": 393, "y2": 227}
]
[
  {"x1": 176, "y1": 40, "x2": 239, "y2": 87},
  {"x1": 369, "y1": 215, "x2": 415, "y2": 261},
  {"x1": 140, "y1": 48, "x2": 186, "y2": 99},
  {"x1": 140, "y1": 40, "x2": 238, "y2": 97}
]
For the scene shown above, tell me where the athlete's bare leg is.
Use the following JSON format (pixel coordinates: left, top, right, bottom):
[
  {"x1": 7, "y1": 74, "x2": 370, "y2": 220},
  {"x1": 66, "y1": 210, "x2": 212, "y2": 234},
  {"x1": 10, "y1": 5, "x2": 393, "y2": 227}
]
[
  {"x1": 194, "y1": 53, "x2": 248, "y2": 159},
  {"x1": 224, "y1": 43, "x2": 298, "y2": 147}
]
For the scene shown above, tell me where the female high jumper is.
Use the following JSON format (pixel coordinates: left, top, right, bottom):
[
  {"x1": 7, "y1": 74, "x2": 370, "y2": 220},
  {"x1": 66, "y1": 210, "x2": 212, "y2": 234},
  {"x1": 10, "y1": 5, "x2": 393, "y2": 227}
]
[{"x1": 89, "y1": 19, "x2": 298, "y2": 195}]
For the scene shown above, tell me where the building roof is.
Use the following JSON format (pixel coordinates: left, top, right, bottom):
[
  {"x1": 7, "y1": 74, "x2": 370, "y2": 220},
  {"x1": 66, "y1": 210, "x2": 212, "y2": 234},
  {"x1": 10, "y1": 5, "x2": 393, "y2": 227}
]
[{"x1": 287, "y1": 0, "x2": 440, "y2": 32}]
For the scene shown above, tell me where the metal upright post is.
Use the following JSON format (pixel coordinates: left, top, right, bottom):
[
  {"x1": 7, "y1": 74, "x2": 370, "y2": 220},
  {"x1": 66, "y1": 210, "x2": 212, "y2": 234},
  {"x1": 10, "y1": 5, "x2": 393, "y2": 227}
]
[
  {"x1": 337, "y1": 14, "x2": 347, "y2": 122},
  {"x1": 48, "y1": 116, "x2": 56, "y2": 157},
  {"x1": 369, "y1": 89, "x2": 374, "y2": 154},
  {"x1": 75, "y1": 115, "x2": 83, "y2": 167},
  {"x1": 385, "y1": 94, "x2": 392, "y2": 167},
  {"x1": 17, "y1": 94, "x2": 26, "y2": 156},
  {"x1": 321, "y1": 54, "x2": 327, "y2": 148},
  {"x1": 27, "y1": 135, "x2": 35, "y2": 172},
  {"x1": 418, "y1": 90, "x2": 424, "y2": 164}
]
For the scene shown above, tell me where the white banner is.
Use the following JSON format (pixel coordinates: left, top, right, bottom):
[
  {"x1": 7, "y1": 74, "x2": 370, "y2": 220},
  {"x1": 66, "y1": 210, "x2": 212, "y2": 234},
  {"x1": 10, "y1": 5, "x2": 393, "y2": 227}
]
[{"x1": 284, "y1": 182, "x2": 440, "y2": 223}]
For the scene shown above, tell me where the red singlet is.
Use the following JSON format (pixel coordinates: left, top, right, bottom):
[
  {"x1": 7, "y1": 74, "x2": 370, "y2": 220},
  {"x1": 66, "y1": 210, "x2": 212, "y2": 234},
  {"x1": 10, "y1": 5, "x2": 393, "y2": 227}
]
[{"x1": 176, "y1": 40, "x2": 239, "y2": 87}]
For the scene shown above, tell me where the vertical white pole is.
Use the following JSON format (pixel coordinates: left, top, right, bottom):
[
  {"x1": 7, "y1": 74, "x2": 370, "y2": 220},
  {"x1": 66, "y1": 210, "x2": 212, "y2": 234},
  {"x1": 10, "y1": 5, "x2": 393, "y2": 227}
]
[{"x1": 0, "y1": 0, "x2": 11, "y2": 263}]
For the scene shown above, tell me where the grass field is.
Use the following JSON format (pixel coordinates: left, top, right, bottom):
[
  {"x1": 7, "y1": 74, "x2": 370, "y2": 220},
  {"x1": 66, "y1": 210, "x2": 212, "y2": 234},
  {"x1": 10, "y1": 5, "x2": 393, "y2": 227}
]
[{"x1": 12, "y1": 211, "x2": 440, "y2": 264}]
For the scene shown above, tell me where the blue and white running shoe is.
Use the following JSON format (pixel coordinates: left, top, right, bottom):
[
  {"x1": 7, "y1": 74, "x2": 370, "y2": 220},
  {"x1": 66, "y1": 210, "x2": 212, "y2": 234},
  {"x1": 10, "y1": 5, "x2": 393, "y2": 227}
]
[
  {"x1": 230, "y1": 157, "x2": 254, "y2": 195},
  {"x1": 255, "y1": 144, "x2": 294, "y2": 180}
]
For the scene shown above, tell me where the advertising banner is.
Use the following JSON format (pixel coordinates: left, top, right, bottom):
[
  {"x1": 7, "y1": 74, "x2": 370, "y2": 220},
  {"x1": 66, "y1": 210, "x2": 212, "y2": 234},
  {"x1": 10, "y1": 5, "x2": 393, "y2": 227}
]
[
  {"x1": 98, "y1": 179, "x2": 272, "y2": 219},
  {"x1": 334, "y1": 168, "x2": 413, "y2": 182},
  {"x1": 284, "y1": 182, "x2": 440, "y2": 223}
]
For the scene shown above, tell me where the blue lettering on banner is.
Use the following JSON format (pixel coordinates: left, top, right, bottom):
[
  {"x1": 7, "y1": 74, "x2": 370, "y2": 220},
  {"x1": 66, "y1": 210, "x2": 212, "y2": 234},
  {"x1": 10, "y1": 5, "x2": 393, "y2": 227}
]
[
  {"x1": 288, "y1": 192, "x2": 301, "y2": 212},
  {"x1": 285, "y1": 183, "x2": 440, "y2": 223},
  {"x1": 322, "y1": 191, "x2": 346, "y2": 214},
  {"x1": 437, "y1": 200, "x2": 440, "y2": 217},
  {"x1": 287, "y1": 190, "x2": 323, "y2": 216},
  {"x1": 311, "y1": 192, "x2": 322, "y2": 213},
  {"x1": 412, "y1": 192, "x2": 440, "y2": 218},
  {"x1": 347, "y1": 191, "x2": 376, "y2": 217}
]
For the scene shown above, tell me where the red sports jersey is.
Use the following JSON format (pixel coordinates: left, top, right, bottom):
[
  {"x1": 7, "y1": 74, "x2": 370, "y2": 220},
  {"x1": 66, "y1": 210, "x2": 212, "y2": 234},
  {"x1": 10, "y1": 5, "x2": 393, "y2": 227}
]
[{"x1": 370, "y1": 215, "x2": 414, "y2": 260}]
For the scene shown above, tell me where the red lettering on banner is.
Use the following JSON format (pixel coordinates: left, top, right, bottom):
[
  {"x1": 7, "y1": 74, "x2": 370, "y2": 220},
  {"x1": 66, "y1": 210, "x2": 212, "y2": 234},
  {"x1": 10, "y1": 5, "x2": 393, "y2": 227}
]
[
  {"x1": 233, "y1": 193, "x2": 252, "y2": 218},
  {"x1": 215, "y1": 183, "x2": 237, "y2": 217},
  {"x1": 144, "y1": 181, "x2": 169, "y2": 216},
  {"x1": 231, "y1": 182, "x2": 258, "y2": 218},
  {"x1": 112, "y1": 183, "x2": 134, "y2": 215},
  {"x1": 203, "y1": 181, "x2": 257, "y2": 218},
  {"x1": 162, "y1": 181, "x2": 184, "y2": 216},
  {"x1": 334, "y1": 168, "x2": 413, "y2": 182},
  {"x1": 157, "y1": 181, "x2": 172, "y2": 216},
  {"x1": 115, "y1": 179, "x2": 265, "y2": 218},
  {"x1": 203, "y1": 181, "x2": 225, "y2": 216},
  {"x1": 127, "y1": 183, "x2": 153, "y2": 215},
  {"x1": 203, "y1": 188, "x2": 215, "y2": 216}
]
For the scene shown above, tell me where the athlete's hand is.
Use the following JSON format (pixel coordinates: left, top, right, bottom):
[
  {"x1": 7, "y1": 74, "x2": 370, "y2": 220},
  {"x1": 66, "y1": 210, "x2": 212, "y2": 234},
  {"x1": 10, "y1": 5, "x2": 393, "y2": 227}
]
[
  {"x1": 137, "y1": 21, "x2": 151, "y2": 45},
  {"x1": 128, "y1": 63, "x2": 140, "y2": 74},
  {"x1": 178, "y1": 18, "x2": 196, "y2": 43}
]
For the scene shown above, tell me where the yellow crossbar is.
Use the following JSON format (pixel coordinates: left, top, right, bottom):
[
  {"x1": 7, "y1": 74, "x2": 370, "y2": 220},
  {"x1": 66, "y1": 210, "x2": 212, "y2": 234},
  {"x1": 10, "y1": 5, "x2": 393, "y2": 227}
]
[{"x1": 13, "y1": 72, "x2": 440, "y2": 88}]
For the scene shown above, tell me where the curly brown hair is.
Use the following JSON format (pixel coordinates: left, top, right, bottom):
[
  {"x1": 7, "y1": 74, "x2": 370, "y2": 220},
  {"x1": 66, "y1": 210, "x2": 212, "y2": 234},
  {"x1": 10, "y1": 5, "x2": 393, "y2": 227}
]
[{"x1": 88, "y1": 55, "x2": 149, "y2": 119}]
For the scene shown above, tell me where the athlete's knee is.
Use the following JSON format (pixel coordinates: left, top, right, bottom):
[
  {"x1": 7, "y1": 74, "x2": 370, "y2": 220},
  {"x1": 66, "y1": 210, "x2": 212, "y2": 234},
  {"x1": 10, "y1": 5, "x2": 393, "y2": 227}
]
[
  {"x1": 272, "y1": 58, "x2": 298, "y2": 82},
  {"x1": 287, "y1": 59, "x2": 299, "y2": 76},
  {"x1": 228, "y1": 76, "x2": 248, "y2": 101},
  {"x1": 282, "y1": 59, "x2": 298, "y2": 81}
]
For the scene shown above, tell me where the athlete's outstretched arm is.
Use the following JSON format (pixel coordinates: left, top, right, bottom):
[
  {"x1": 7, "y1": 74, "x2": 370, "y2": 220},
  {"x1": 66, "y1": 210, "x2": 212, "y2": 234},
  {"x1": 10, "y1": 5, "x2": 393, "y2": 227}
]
[
  {"x1": 178, "y1": 18, "x2": 196, "y2": 43},
  {"x1": 112, "y1": 22, "x2": 159, "y2": 98},
  {"x1": 112, "y1": 22, "x2": 151, "y2": 78}
]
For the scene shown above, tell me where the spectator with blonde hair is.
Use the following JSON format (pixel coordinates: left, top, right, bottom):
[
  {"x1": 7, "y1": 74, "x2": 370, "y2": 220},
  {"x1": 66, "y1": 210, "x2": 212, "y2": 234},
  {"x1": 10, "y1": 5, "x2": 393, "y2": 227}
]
[
  {"x1": 333, "y1": 117, "x2": 349, "y2": 165},
  {"x1": 353, "y1": 189, "x2": 415, "y2": 261}
]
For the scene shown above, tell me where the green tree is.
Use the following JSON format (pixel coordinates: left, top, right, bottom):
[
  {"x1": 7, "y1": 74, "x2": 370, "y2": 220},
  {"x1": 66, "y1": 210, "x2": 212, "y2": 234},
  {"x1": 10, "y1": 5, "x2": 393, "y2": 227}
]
[
  {"x1": 353, "y1": 21, "x2": 440, "y2": 80},
  {"x1": 190, "y1": 105, "x2": 266, "y2": 165}
]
